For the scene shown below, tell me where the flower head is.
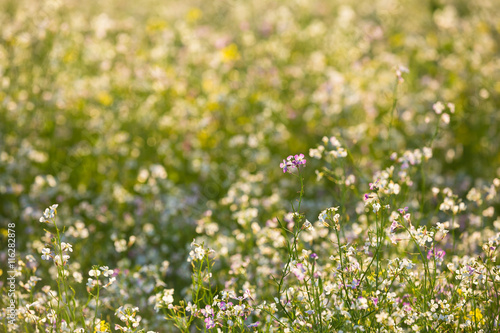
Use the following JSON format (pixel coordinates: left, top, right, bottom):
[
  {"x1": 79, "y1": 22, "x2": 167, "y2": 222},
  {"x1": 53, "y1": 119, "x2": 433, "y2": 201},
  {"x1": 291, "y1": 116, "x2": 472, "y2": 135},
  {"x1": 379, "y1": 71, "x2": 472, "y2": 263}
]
[
  {"x1": 39, "y1": 204, "x2": 58, "y2": 223},
  {"x1": 280, "y1": 154, "x2": 306, "y2": 173},
  {"x1": 61, "y1": 242, "x2": 73, "y2": 252},
  {"x1": 41, "y1": 248, "x2": 52, "y2": 261},
  {"x1": 89, "y1": 268, "x2": 101, "y2": 277},
  {"x1": 205, "y1": 317, "x2": 216, "y2": 330}
]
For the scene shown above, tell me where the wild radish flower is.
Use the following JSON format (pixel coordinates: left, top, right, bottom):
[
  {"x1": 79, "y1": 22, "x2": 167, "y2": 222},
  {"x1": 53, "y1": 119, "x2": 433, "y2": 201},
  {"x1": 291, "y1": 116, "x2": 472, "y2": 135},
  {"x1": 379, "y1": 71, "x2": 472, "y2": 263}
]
[
  {"x1": 115, "y1": 306, "x2": 141, "y2": 329},
  {"x1": 348, "y1": 279, "x2": 359, "y2": 289},
  {"x1": 422, "y1": 147, "x2": 432, "y2": 160},
  {"x1": 369, "y1": 179, "x2": 380, "y2": 191},
  {"x1": 441, "y1": 113, "x2": 450, "y2": 124},
  {"x1": 403, "y1": 213, "x2": 411, "y2": 223},
  {"x1": 243, "y1": 289, "x2": 254, "y2": 300},
  {"x1": 248, "y1": 321, "x2": 260, "y2": 328},
  {"x1": 100, "y1": 266, "x2": 114, "y2": 277},
  {"x1": 310, "y1": 137, "x2": 347, "y2": 160},
  {"x1": 280, "y1": 159, "x2": 288, "y2": 173},
  {"x1": 395, "y1": 65, "x2": 409, "y2": 82},
  {"x1": 291, "y1": 263, "x2": 306, "y2": 281},
  {"x1": 188, "y1": 240, "x2": 215, "y2": 262},
  {"x1": 433, "y1": 101, "x2": 445, "y2": 114},
  {"x1": 73, "y1": 271, "x2": 83, "y2": 283},
  {"x1": 323, "y1": 282, "x2": 335, "y2": 295},
  {"x1": 399, "y1": 258, "x2": 415, "y2": 270},
  {"x1": 186, "y1": 302, "x2": 197, "y2": 313},
  {"x1": 411, "y1": 226, "x2": 434, "y2": 246},
  {"x1": 46, "y1": 309, "x2": 57, "y2": 325},
  {"x1": 318, "y1": 210, "x2": 328, "y2": 225},
  {"x1": 429, "y1": 300, "x2": 439, "y2": 312},
  {"x1": 60, "y1": 242, "x2": 73, "y2": 252},
  {"x1": 205, "y1": 317, "x2": 216, "y2": 329},
  {"x1": 318, "y1": 206, "x2": 340, "y2": 227},
  {"x1": 390, "y1": 218, "x2": 403, "y2": 232},
  {"x1": 436, "y1": 222, "x2": 449, "y2": 235},
  {"x1": 54, "y1": 254, "x2": 70, "y2": 266},
  {"x1": 39, "y1": 204, "x2": 58, "y2": 223},
  {"x1": 86, "y1": 278, "x2": 97, "y2": 289},
  {"x1": 103, "y1": 276, "x2": 116, "y2": 288},
  {"x1": 375, "y1": 311, "x2": 389, "y2": 323},
  {"x1": 41, "y1": 248, "x2": 51, "y2": 260},
  {"x1": 201, "y1": 305, "x2": 214, "y2": 317},
  {"x1": 280, "y1": 154, "x2": 306, "y2": 173},
  {"x1": 357, "y1": 297, "x2": 368, "y2": 310},
  {"x1": 398, "y1": 207, "x2": 409, "y2": 215},
  {"x1": 309, "y1": 146, "x2": 324, "y2": 159},
  {"x1": 364, "y1": 192, "x2": 378, "y2": 205},
  {"x1": 89, "y1": 268, "x2": 101, "y2": 277},
  {"x1": 345, "y1": 174, "x2": 356, "y2": 186},
  {"x1": 302, "y1": 220, "x2": 314, "y2": 231},
  {"x1": 372, "y1": 202, "x2": 381, "y2": 213},
  {"x1": 389, "y1": 233, "x2": 400, "y2": 244},
  {"x1": 154, "y1": 289, "x2": 175, "y2": 311},
  {"x1": 190, "y1": 246, "x2": 205, "y2": 261},
  {"x1": 432, "y1": 187, "x2": 440, "y2": 196},
  {"x1": 447, "y1": 102, "x2": 455, "y2": 113},
  {"x1": 114, "y1": 239, "x2": 127, "y2": 253},
  {"x1": 427, "y1": 248, "x2": 446, "y2": 265}
]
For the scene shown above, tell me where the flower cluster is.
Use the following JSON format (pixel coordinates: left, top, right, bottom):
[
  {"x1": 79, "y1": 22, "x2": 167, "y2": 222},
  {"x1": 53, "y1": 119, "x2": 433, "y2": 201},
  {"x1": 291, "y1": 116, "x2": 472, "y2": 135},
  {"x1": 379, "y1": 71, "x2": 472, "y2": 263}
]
[
  {"x1": 154, "y1": 289, "x2": 175, "y2": 311},
  {"x1": 39, "y1": 204, "x2": 58, "y2": 223},
  {"x1": 280, "y1": 154, "x2": 307, "y2": 173},
  {"x1": 3, "y1": 0, "x2": 500, "y2": 331},
  {"x1": 309, "y1": 136, "x2": 347, "y2": 159},
  {"x1": 193, "y1": 291, "x2": 255, "y2": 330},
  {"x1": 114, "y1": 306, "x2": 147, "y2": 332},
  {"x1": 187, "y1": 240, "x2": 215, "y2": 262},
  {"x1": 87, "y1": 266, "x2": 116, "y2": 290}
]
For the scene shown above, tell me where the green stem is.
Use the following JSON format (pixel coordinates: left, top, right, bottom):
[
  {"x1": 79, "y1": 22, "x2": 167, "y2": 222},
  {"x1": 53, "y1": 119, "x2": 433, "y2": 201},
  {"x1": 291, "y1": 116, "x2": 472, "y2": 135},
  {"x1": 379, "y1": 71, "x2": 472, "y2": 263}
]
[
  {"x1": 92, "y1": 284, "x2": 100, "y2": 332},
  {"x1": 335, "y1": 229, "x2": 353, "y2": 312}
]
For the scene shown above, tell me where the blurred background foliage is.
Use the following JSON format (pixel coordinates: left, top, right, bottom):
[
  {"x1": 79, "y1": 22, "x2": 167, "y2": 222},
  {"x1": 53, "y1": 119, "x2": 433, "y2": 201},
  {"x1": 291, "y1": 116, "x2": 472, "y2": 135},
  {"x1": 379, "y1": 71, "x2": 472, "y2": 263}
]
[{"x1": 0, "y1": 0, "x2": 499, "y2": 329}]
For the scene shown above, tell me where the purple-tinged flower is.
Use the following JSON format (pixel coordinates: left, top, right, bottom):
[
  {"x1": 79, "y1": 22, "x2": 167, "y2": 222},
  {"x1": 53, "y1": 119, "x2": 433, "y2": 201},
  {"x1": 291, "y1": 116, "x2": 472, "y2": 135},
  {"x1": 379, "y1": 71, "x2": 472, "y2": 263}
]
[
  {"x1": 310, "y1": 253, "x2": 318, "y2": 259},
  {"x1": 403, "y1": 302, "x2": 412, "y2": 312},
  {"x1": 280, "y1": 154, "x2": 307, "y2": 173},
  {"x1": 205, "y1": 317, "x2": 216, "y2": 329},
  {"x1": 390, "y1": 220, "x2": 400, "y2": 233},
  {"x1": 243, "y1": 289, "x2": 253, "y2": 300},
  {"x1": 201, "y1": 305, "x2": 213, "y2": 317},
  {"x1": 292, "y1": 263, "x2": 306, "y2": 281},
  {"x1": 427, "y1": 248, "x2": 446, "y2": 265},
  {"x1": 248, "y1": 322, "x2": 260, "y2": 328},
  {"x1": 369, "y1": 179, "x2": 380, "y2": 190},
  {"x1": 280, "y1": 159, "x2": 288, "y2": 173},
  {"x1": 427, "y1": 249, "x2": 433, "y2": 260},
  {"x1": 294, "y1": 154, "x2": 306, "y2": 165},
  {"x1": 398, "y1": 207, "x2": 409, "y2": 214},
  {"x1": 436, "y1": 249, "x2": 446, "y2": 259}
]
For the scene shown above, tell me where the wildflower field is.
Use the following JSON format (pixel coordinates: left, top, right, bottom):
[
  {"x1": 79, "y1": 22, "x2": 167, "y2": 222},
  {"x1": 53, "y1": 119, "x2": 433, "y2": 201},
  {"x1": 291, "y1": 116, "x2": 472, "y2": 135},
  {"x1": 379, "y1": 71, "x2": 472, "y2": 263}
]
[{"x1": 1, "y1": 0, "x2": 500, "y2": 331}]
